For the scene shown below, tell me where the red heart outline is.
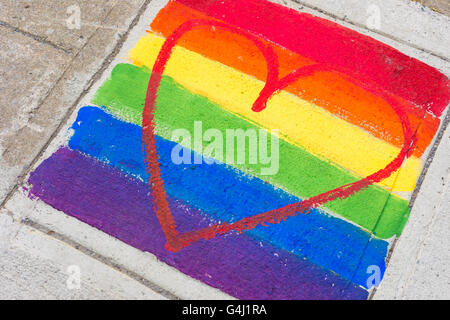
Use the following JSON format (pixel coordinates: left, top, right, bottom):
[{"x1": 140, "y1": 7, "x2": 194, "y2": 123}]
[{"x1": 142, "y1": 19, "x2": 416, "y2": 252}]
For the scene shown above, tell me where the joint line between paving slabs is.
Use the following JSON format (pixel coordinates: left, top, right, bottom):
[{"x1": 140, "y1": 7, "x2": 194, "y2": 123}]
[
  {"x1": 364, "y1": 110, "x2": 427, "y2": 298},
  {"x1": 0, "y1": 0, "x2": 152, "y2": 211},
  {"x1": 0, "y1": 21, "x2": 74, "y2": 55},
  {"x1": 348, "y1": 106, "x2": 425, "y2": 298},
  {"x1": 402, "y1": 169, "x2": 450, "y2": 295},
  {"x1": 367, "y1": 105, "x2": 450, "y2": 299},
  {"x1": 408, "y1": 108, "x2": 450, "y2": 209},
  {"x1": 349, "y1": 147, "x2": 405, "y2": 298},
  {"x1": 0, "y1": 0, "x2": 178, "y2": 299},
  {"x1": 20, "y1": 218, "x2": 181, "y2": 300},
  {"x1": 289, "y1": 0, "x2": 450, "y2": 62}
]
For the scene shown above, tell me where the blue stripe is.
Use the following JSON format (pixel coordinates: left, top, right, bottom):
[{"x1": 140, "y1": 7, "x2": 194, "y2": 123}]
[{"x1": 69, "y1": 106, "x2": 387, "y2": 288}]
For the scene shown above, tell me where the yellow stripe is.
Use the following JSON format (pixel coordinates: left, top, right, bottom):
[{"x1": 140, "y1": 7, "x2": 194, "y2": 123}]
[{"x1": 129, "y1": 33, "x2": 422, "y2": 192}]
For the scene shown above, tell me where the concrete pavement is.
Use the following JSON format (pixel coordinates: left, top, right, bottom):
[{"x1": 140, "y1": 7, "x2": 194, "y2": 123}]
[{"x1": 0, "y1": 0, "x2": 449, "y2": 299}]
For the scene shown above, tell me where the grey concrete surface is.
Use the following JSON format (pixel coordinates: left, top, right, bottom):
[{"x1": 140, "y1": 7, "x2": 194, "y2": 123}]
[
  {"x1": 5, "y1": 192, "x2": 235, "y2": 300},
  {"x1": 0, "y1": 0, "x2": 449, "y2": 299},
  {"x1": 0, "y1": 212, "x2": 166, "y2": 299},
  {"x1": 0, "y1": 0, "x2": 146, "y2": 204},
  {"x1": 0, "y1": 0, "x2": 234, "y2": 300},
  {"x1": 374, "y1": 114, "x2": 450, "y2": 300},
  {"x1": 0, "y1": 27, "x2": 71, "y2": 200},
  {"x1": 0, "y1": 0, "x2": 116, "y2": 54},
  {"x1": 285, "y1": 0, "x2": 450, "y2": 60}
]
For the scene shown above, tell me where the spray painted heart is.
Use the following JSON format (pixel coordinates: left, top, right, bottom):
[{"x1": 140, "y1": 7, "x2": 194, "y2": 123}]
[{"x1": 142, "y1": 19, "x2": 416, "y2": 252}]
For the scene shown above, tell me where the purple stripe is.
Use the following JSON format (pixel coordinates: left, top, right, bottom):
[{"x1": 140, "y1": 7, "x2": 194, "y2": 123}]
[{"x1": 28, "y1": 147, "x2": 368, "y2": 300}]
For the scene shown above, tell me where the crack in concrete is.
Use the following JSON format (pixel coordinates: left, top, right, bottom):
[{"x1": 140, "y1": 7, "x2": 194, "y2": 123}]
[
  {"x1": 401, "y1": 169, "x2": 450, "y2": 297},
  {"x1": 6, "y1": 18, "x2": 130, "y2": 33},
  {"x1": 0, "y1": 21, "x2": 73, "y2": 55}
]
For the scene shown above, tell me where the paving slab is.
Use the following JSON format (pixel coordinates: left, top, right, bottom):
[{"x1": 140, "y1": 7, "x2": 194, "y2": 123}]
[
  {"x1": 1, "y1": 0, "x2": 449, "y2": 300},
  {"x1": 0, "y1": 26, "x2": 71, "y2": 204},
  {"x1": 0, "y1": 0, "x2": 116, "y2": 54},
  {"x1": 0, "y1": 212, "x2": 166, "y2": 299},
  {"x1": 0, "y1": 0, "x2": 147, "y2": 204},
  {"x1": 5, "y1": 194, "x2": 235, "y2": 300}
]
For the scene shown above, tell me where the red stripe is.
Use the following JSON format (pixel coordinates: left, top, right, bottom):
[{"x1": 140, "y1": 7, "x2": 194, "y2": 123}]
[
  {"x1": 177, "y1": 0, "x2": 450, "y2": 117},
  {"x1": 142, "y1": 18, "x2": 416, "y2": 252}
]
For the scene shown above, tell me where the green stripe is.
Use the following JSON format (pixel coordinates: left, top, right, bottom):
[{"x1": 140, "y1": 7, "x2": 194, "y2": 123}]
[{"x1": 91, "y1": 63, "x2": 409, "y2": 238}]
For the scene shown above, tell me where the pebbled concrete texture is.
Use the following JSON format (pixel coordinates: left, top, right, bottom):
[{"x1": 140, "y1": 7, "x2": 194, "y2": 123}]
[{"x1": 0, "y1": 0, "x2": 449, "y2": 299}]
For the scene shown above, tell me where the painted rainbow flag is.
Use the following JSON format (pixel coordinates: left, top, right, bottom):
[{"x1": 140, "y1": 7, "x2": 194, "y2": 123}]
[{"x1": 27, "y1": 0, "x2": 450, "y2": 299}]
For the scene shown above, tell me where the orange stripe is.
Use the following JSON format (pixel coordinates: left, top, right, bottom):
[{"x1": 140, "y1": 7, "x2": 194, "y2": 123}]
[{"x1": 149, "y1": 1, "x2": 440, "y2": 157}]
